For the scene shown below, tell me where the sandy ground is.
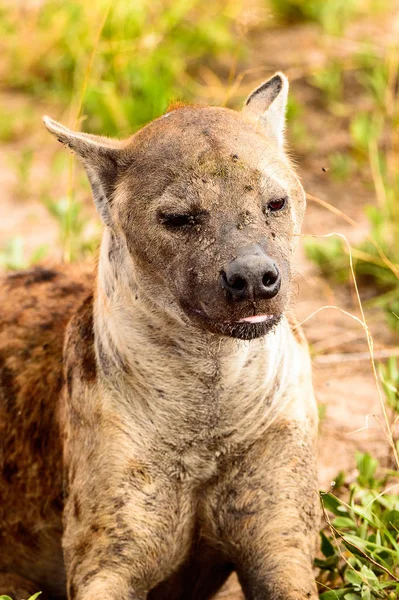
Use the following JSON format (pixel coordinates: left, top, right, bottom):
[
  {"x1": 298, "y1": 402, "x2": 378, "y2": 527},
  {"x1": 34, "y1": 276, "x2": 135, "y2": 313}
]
[{"x1": 1, "y1": 9, "x2": 398, "y2": 599}]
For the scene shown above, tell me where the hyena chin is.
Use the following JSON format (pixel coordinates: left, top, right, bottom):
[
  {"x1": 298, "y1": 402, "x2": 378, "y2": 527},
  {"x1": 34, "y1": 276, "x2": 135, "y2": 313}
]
[{"x1": 0, "y1": 72, "x2": 320, "y2": 600}]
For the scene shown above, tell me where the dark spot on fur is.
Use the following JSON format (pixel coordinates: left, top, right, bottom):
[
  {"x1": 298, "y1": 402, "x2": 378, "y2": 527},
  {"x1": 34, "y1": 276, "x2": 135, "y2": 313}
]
[
  {"x1": 66, "y1": 295, "x2": 96, "y2": 384},
  {"x1": 66, "y1": 366, "x2": 73, "y2": 396},
  {"x1": 8, "y1": 267, "x2": 58, "y2": 286},
  {"x1": 113, "y1": 495, "x2": 127, "y2": 510},
  {"x1": 60, "y1": 283, "x2": 85, "y2": 296},
  {"x1": 231, "y1": 154, "x2": 239, "y2": 161},
  {"x1": 22, "y1": 298, "x2": 38, "y2": 309},
  {"x1": 3, "y1": 461, "x2": 18, "y2": 484},
  {"x1": 96, "y1": 337, "x2": 113, "y2": 377},
  {"x1": 116, "y1": 513, "x2": 127, "y2": 529},
  {"x1": 271, "y1": 232, "x2": 276, "y2": 238},
  {"x1": 51, "y1": 492, "x2": 64, "y2": 512},
  {"x1": 244, "y1": 184, "x2": 253, "y2": 192},
  {"x1": 73, "y1": 537, "x2": 91, "y2": 560},
  {"x1": 81, "y1": 568, "x2": 101, "y2": 587},
  {"x1": 68, "y1": 581, "x2": 76, "y2": 600},
  {"x1": 108, "y1": 540, "x2": 128, "y2": 555},
  {"x1": 97, "y1": 333, "x2": 130, "y2": 376},
  {"x1": 16, "y1": 522, "x2": 40, "y2": 550},
  {"x1": 108, "y1": 232, "x2": 121, "y2": 263},
  {"x1": 73, "y1": 495, "x2": 81, "y2": 521},
  {"x1": 230, "y1": 507, "x2": 259, "y2": 518},
  {"x1": 0, "y1": 355, "x2": 17, "y2": 410}
]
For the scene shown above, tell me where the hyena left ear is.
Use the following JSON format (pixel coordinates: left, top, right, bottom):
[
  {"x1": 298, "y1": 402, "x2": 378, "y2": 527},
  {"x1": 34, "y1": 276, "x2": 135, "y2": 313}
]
[
  {"x1": 43, "y1": 116, "x2": 124, "y2": 227},
  {"x1": 243, "y1": 72, "x2": 289, "y2": 148}
]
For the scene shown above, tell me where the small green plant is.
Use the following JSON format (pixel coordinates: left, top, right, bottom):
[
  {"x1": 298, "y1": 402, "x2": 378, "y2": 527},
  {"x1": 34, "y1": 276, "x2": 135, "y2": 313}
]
[
  {"x1": 268, "y1": 0, "x2": 360, "y2": 34},
  {"x1": 304, "y1": 237, "x2": 349, "y2": 283},
  {"x1": 0, "y1": 593, "x2": 41, "y2": 600},
  {"x1": 8, "y1": 147, "x2": 34, "y2": 199},
  {"x1": 350, "y1": 113, "x2": 383, "y2": 158},
  {"x1": 43, "y1": 195, "x2": 99, "y2": 262},
  {"x1": 379, "y1": 358, "x2": 399, "y2": 421},
  {"x1": 286, "y1": 94, "x2": 315, "y2": 151},
  {"x1": 312, "y1": 61, "x2": 344, "y2": 106},
  {"x1": 0, "y1": 237, "x2": 48, "y2": 270},
  {"x1": 329, "y1": 153, "x2": 354, "y2": 183},
  {"x1": 317, "y1": 451, "x2": 399, "y2": 599},
  {"x1": 0, "y1": 104, "x2": 34, "y2": 143}
]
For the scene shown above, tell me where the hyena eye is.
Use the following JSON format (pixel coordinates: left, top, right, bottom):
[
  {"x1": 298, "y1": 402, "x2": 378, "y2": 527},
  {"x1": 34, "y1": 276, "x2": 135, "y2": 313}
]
[
  {"x1": 159, "y1": 213, "x2": 196, "y2": 229},
  {"x1": 267, "y1": 197, "x2": 288, "y2": 212}
]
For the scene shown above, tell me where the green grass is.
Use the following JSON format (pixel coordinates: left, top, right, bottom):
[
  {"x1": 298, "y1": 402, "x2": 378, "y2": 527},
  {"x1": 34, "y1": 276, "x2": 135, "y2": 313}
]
[
  {"x1": 317, "y1": 452, "x2": 399, "y2": 599},
  {"x1": 0, "y1": 0, "x2": 240, "y2": 136},
  {"x1": 267, "y1": 0, "x2": 381, "y2": 34},
  {"x1": 0, "y1": 594, "x2": 41, "y2": 600},
  {"x1": 304, "y1": 46, "x2": 399, "y2": 332},
  {"x1": 317, "y1": 358, "x2": 399, "y2": 599},
  {"x1": 43, "y1": 194, "x2": 99, "y2": 262}
]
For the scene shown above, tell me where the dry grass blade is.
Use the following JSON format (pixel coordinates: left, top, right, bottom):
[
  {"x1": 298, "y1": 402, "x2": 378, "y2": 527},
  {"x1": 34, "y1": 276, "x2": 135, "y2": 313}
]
[
  {"x1": 298, "y1": 231, "x2": 399, "y2": 469},
  {"x1": 315, "y1": 348, "x2": 399, "y2": 364},
  {"x1": 306, "y1": 193, "x2": 399, "y2": 279}
]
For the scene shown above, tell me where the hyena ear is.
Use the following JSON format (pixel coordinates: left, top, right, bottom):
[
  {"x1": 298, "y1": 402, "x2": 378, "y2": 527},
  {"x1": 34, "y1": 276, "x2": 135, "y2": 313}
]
[
  {"x1": 43, "y1": 116, "x2": 124, "y2": 227},
  {"x1": 243, "y1": 72, "x2": 289, "y2": 148}
]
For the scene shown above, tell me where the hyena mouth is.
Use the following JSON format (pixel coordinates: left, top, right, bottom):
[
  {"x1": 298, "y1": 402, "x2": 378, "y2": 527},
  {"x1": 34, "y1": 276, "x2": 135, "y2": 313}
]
[
  {"x1": 182, "y1": 304, "x2": 282, "y2": 339},
  {"x1": 235, "y1": 314, "x2": 275, "y2": 324},
  {"x1": 217, "y1": 315, "x2": 282, "y2": 340}
]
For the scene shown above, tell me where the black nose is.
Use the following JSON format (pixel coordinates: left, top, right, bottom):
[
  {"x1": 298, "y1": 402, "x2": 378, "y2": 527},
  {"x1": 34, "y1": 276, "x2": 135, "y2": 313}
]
[{"x1": 221, "y1": 245, "x2": 281, "y2": 302}]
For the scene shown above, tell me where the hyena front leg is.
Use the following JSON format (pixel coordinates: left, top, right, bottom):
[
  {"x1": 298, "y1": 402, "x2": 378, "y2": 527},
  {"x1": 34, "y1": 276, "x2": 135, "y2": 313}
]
[
  {"x1": 219, "y1": 415, "x2": 320, "y2": 599},
  {"x1": 63, "y1": 463, "x2": 194, "y2": 600}
]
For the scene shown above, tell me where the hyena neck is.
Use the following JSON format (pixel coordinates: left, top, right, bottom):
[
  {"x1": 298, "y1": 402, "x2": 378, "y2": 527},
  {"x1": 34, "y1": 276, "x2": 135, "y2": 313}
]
[{"x1": 94, "y1": 229, "x2": 296, "y2": 445}]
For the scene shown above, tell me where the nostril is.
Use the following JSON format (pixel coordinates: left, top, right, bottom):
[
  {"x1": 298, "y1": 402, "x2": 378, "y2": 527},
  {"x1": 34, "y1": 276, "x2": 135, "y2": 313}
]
[
  {"x1": 262, "y1": 270, "x2": 278, "y2": 287},
  {"x1": 229, "y1": 275, "x2": 247, "y2": 291}
]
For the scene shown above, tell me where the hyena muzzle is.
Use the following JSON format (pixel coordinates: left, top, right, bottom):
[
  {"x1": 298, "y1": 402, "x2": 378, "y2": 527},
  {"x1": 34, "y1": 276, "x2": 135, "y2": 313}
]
[{"x1": 0, "y1": 73, "x2": 320, "y2": 600}]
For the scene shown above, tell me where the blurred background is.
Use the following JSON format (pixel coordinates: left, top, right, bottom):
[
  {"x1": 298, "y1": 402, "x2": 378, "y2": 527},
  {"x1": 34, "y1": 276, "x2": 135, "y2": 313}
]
[{"x1": 1, "y1": 1, "x2": 399, "y2": 597}]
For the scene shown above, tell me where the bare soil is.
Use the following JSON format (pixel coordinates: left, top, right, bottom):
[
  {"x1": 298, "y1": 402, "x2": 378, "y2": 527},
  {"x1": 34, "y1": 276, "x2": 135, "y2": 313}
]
[{"x1": 1, "y1": 10, "x2": 398, "y2": 599}]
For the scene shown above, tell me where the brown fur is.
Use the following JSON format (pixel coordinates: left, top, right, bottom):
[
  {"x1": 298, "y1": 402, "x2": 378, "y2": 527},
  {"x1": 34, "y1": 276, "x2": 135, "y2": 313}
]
[
  {"x1": 1, "y1": 74, "x2": 320, "y2": 600},
  {"x1": 0, "y1": 266, "x2": 93, "y2": 598}
]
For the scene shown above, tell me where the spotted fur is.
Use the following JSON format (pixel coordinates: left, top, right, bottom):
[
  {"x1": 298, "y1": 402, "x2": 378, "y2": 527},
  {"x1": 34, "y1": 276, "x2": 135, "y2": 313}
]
[{"x1": 1, "y1": 73, "x2": 319, "y2": 600}]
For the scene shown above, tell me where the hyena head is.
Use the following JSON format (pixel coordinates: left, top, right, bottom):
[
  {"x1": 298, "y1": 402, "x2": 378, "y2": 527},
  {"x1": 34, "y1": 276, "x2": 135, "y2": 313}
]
[{"x1": 44, "y1": 73, "x2": 306, "y2": 340}]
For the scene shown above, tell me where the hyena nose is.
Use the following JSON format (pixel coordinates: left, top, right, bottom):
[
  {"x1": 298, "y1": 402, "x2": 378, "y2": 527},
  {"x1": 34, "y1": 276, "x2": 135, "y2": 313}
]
[{"x1": 221, "y1": 247, "x2": 281, "y2": 302}]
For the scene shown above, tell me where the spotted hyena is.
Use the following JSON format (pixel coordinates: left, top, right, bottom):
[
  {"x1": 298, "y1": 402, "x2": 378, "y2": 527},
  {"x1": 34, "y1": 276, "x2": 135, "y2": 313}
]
[{"x1": 0, "y1": 73, "x2": 320, "y2": 600}]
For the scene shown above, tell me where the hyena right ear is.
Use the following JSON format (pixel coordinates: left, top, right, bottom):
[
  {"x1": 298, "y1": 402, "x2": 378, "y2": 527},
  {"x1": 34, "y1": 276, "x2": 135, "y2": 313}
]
[
  {"x1": 43, "y1": 117, "x2": 124, "y2": 227},
  {"x1": 243, "y1": 72, "x2": 289, "y2": 149}
]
